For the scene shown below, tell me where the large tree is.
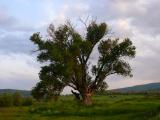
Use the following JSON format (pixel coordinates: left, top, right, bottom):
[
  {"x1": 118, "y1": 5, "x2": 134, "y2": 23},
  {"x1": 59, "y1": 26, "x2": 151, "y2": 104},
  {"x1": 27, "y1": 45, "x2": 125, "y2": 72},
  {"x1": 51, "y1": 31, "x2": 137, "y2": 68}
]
[{"x1": 30, "y1": 21, "x2": 136, "y2": 105}]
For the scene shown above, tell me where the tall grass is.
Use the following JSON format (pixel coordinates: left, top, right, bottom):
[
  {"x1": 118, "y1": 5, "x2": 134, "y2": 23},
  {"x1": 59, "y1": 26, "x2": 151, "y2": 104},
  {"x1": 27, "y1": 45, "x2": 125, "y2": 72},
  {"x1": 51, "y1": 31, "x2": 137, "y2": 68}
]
[{"x1": 0, "y1": 95, "x2": 160, "y2": 120}]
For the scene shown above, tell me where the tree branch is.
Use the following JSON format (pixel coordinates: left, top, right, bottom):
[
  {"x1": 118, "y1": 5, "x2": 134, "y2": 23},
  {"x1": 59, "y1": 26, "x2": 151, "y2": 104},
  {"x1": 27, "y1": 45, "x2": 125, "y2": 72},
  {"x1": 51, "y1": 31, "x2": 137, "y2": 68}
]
[{"x1": 68, "y1": 83, "x2": 77, "y2": 90}]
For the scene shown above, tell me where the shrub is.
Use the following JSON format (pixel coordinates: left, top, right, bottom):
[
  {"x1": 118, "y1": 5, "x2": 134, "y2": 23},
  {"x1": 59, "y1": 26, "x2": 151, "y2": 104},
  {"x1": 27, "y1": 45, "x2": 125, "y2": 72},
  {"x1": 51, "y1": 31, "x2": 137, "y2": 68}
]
[
  {"x1": 0, "y1": 93, "x2": 13, "y2": 107},
  {"x1": 13, "y1": 92, "x2": 23, "y2": 106},
  {"x1": 0, "y1": 93, "x2": 34, "y2": 107},
  {"x1": 23, "y1": 97, "x2": 34, "y2": 106}
]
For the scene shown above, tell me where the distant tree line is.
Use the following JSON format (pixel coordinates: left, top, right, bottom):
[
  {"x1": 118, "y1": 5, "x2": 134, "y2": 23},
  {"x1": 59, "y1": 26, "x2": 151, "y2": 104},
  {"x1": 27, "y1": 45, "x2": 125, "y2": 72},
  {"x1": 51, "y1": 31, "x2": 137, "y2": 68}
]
[{"x1": 0, "y1": 92, "x2": 34, "y2": 107}]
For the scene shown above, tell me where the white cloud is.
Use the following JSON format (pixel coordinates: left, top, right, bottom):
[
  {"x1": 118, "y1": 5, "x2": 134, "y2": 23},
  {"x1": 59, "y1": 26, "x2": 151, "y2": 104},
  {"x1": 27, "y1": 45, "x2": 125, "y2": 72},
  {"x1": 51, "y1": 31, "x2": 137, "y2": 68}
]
[{"x1": 0, "y1": 53, "x2": 40, "y2": 90}]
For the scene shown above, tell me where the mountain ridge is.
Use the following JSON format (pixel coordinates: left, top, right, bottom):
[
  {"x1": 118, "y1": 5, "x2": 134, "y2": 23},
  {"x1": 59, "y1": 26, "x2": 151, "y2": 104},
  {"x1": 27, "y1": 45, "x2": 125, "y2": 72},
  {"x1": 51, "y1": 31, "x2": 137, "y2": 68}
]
[
  {"x1": 0, "y1": 89, "x2": 31, "y2": 97},
  {"x1": 111, "y1": 82, "x2": 160, "y2": 92}
]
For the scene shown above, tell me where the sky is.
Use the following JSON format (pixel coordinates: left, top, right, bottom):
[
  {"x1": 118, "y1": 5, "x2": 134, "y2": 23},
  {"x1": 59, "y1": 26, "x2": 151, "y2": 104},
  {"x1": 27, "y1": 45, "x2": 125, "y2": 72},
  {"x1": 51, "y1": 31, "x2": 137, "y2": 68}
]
[{"x1": 0, "y1": 0, "x2": 160, "y2": 91}]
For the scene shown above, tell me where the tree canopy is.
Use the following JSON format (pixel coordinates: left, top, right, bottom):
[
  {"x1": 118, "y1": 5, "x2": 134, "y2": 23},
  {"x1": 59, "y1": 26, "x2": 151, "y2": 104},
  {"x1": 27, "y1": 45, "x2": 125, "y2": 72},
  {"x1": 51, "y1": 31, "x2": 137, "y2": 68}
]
[{"x1": 30, "y1": 21, "x2": 136, "y2": 105}]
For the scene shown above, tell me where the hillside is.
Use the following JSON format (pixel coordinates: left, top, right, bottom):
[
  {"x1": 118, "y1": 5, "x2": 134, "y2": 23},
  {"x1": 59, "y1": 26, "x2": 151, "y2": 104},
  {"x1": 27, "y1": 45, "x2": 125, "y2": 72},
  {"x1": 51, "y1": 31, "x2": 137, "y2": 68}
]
[
  {"x1": 112, "y1": 82, "x2": 160, "y2": 93},
  {"x1": 0, "y1": 89, "x2": 31, "y2": 97}
]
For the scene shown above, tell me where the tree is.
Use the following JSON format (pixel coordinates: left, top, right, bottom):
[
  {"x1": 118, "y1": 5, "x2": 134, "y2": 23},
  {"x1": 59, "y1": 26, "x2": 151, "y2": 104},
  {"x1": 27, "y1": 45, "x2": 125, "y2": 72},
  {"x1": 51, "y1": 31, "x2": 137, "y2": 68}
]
[
  {"x1": 31, "y1": 65, "x2": 65, "y2": 101},
  {"x1": 30, "y1": 20, "x2": 136, "y2": 105},
  {"x1": 0, "y1": 93, "x2": 13, "y2": 107},
  {"x1": 95, "y1": 81, "x2": 108, "y2": 94},
  {"x1": 13, "y1": 92, "x2": 23, "y2": 106}
]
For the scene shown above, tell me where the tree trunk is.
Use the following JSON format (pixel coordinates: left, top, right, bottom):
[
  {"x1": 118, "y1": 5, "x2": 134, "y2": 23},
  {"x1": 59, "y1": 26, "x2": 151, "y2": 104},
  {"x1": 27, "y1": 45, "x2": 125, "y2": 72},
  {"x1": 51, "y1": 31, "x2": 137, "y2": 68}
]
[
  {"x1": 82, "y1": 89, "x2": 93, "y2": 105},
  {"x1": 83, "y1": 94, "x2": 92, "y2": 105}
]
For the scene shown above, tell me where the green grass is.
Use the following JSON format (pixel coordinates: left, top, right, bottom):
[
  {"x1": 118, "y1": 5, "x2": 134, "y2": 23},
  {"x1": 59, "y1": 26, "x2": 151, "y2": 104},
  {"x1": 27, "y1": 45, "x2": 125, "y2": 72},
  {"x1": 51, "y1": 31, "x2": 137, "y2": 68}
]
[{"x1": 0, "y1": 95, "x2": 160, "y2": 120}]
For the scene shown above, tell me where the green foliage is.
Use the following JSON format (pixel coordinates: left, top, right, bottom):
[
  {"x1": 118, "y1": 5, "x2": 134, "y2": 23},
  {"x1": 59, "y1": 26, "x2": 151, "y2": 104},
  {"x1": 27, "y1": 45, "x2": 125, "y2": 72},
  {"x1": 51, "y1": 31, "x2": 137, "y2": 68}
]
[
  {"x1": 13, "y1": 92, "x2": 23, "y2": 106},
  {"x1": 0, "y1": 93, "x2": 33, "y2": 107},
  {"x1": 0, "y1": 89, "x2": 30, "y2": 97},
  {"x1": 95, "y1": 81, "x2": 108, "y2": 94},
  {"x1": 30, "y1": 20, "x2": 136, "y2": 103},
  {"x1": 23, "y1": 97, "x2": 34, "y2": 106},
  {"x1": 0, "y1": 93, "x2": 13, "y2": 107}
]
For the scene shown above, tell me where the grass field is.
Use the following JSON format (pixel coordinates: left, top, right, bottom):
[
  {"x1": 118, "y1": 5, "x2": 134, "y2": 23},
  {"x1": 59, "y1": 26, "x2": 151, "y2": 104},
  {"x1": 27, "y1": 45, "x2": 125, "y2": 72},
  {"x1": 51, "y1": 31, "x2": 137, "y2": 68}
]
[{"x1": 0, "y1": 94, "x2": 160, "y2": 120}]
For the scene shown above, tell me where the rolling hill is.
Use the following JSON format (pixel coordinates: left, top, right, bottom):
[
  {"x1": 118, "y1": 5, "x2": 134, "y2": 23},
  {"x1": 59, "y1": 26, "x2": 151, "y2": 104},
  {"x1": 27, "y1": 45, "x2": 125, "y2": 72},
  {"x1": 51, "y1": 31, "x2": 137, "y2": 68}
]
[
  {"x1": 0, "y1": 89, "x2": 31, "y2": 97},
  {"x1": 112, "y1": 82, "x2": 160, "y2": 93}
]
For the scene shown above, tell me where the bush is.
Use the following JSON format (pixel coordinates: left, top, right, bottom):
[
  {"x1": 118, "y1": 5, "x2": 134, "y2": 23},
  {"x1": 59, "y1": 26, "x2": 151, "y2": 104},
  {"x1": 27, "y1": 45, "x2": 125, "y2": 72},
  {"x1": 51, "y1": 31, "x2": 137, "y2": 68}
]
[
  {"x1": 13, "y1": 92, "x2": 23, "y2": 106},
  {"x1": 23, "y1": 97, "x2": 34, "y2": 106},
  {"x1": 0, "y1": 93, "x2": 34, "y2": 107},
  {"x1": 0, "y1": 93, "x2": 13, "y2": 107}
]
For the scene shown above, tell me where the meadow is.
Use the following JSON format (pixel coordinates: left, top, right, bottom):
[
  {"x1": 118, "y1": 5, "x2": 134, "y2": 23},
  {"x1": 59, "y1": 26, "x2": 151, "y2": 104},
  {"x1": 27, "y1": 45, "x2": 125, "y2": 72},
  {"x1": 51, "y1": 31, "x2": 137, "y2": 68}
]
[{"x1": 0, "y1": 94, "x2": 160, "y2": 120}]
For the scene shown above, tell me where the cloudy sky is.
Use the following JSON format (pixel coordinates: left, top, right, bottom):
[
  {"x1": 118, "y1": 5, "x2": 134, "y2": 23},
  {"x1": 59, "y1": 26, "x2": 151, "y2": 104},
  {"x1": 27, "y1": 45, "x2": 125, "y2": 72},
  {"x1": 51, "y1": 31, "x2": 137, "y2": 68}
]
[{"x1": 0, "y1": 0, "x2": 160, "y2": 91}]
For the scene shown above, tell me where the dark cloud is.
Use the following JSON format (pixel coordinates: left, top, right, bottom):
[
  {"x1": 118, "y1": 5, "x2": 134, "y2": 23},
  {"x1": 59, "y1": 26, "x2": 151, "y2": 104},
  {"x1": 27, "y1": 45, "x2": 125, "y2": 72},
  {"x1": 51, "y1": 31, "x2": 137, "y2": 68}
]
[
  {"x1": 0, "y1": 79, "x2": 38, "y2": 90},
  {"x1": 0, "y1": 7, "x2": 46, "y2": 54},
  {"x1": 0, "y1": 33, "x2": 35, "y2": 54}
]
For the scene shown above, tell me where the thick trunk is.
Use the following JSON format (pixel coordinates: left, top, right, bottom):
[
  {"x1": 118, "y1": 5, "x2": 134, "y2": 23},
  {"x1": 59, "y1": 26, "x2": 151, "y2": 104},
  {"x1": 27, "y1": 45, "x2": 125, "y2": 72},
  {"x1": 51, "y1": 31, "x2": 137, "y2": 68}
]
[
  {"x1": 83, "y1": 94, "x2": 92, "y2": 105},
  {"x1": 82, "y1": 89, "x2": 93, "y2": 105}
]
